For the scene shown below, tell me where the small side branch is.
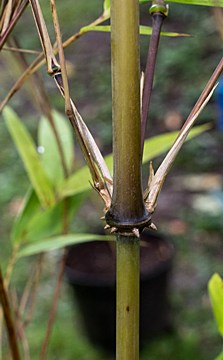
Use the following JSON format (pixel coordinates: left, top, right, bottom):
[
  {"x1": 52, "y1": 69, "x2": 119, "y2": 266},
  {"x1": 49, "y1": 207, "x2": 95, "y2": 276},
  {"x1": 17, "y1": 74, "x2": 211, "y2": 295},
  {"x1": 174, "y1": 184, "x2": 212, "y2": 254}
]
[
  {"x1": 0, "y1": 267, "x2": 21, "y2": 360},
  {"x1": 141, "y1": 2, "x2": 168, "y2": 154},
  {"x1": 0, "y1": 0, "x2": 29, "y2": 51},
  {"x1": 28, "y1": 0, "x2": 112, "y2": 210},
  {"x1": 40, "y1": 249, "x2": 67, "y2": 360},
  {"x1": 144, "y1": 57, "x2": 223, "y2": 213}
]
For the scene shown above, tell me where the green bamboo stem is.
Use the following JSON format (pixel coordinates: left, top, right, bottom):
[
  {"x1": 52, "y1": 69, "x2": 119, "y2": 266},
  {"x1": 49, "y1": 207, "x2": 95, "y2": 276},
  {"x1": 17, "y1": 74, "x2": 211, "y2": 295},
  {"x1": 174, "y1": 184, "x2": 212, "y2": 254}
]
[
  {"x1": 106, "y1": 0, "x2": 149, "y2": 229},
  {"x1": 107, "y1": 1, "x2": 151, "y2": 358},
  {"x1": 116, "y1": 236, "x2": 140, "y2": 360}
]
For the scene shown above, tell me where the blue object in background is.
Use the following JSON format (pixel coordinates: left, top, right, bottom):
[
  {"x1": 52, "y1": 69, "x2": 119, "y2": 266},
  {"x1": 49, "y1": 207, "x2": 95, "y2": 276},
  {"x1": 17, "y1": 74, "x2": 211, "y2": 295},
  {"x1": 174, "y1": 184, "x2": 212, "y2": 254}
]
[{"x1": 216, "y1": 78, "x2": 223, "y2": 131}]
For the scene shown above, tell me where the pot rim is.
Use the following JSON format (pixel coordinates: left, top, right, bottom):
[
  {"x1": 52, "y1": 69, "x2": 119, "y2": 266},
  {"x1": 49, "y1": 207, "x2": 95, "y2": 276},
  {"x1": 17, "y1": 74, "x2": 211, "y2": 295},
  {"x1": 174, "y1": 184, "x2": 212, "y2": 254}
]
[{"x1": 65, "y1": 231, "x2": 174, "y2": 288}]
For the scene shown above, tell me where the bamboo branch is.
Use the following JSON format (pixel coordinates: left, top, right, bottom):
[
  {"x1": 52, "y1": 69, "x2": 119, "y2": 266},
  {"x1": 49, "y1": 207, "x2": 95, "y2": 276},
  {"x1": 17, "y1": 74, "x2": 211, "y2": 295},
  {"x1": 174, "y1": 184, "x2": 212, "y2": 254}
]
[
  {"x1": 25, "y1": 1, "x2": 111, "y2": 353},
  {"x1": 0, "y1": 2, "x2": 110, "y2": 111},
  {"x1": 144, "y1": 56, "x2": 223, "y2": 213},
  {"x1": 40, "y1": 248, "x2": 67, "y2": 360},
  {"x1": 9, "y1": 36, "x2": 70, "y2": 178},
  {"x1": 0, "y1": 0, "x2": 28, "y2": 51},
  {"x1": 28, "y1": 0, "x2": 112, "y2": 210},
  {"x1": 141, "y1": 1, "x2": 168, "y2": 153},
  {"x1": 2, "y1": 46, "x2": 40, "y2": 54},
  {"x1": 0, "y1": 244, "x2": 20, "y2": 360},
  {"x1": 19, "y1": 255, "x2": 44, "y2": 327},
  {"x1": 28, "y1": 0, "x2": 60, "y2": 74},
  {"x1": 0, "y1": 267, "x2": 21, "y2": 360},
  {"x1": 0, "y1": 52, "x2": 44, "y2": 111},
  {"x1": 11, "y1": 288, "x2": 30, "y2": 360}
]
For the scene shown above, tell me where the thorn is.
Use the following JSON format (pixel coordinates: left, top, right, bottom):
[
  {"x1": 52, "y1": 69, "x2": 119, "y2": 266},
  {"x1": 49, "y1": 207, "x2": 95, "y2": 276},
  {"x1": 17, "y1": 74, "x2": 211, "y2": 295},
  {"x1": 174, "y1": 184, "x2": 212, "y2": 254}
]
[
  {"x1": 149, "y1": 222, "x2": 157, "y2": 231},
  {"x1": 110, "y1": 227, "x2": 117, "y2": 234},
  {"x1": 104, "y1": 224, "x2": 110, "y2": 230},
  {"x1": 132, "y1": 228, "x2": 140, "y2": 238}
]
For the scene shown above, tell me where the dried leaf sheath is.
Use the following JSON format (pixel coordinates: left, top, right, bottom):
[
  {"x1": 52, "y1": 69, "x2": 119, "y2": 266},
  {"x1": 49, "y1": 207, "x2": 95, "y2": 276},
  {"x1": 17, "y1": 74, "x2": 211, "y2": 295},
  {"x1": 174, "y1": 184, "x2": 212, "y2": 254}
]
[
  {"x1": 144, "y1": 82, "x2": 219, "y2": 213},
  {"x1": 0, "y1": 0, "x2": 28, "y2": 50},
  {"x1": 0, "y1": 2, "x2": 110, "y2": 111},
  {"x1": 28, "y1": 0, "x2": 112, "y2": 210},
  {"x1": 29, "y1": 0, "x2": 59, "y2": 74},
  {"x1": 53, "y1": 72, "x2": 113, "y2": 202}
]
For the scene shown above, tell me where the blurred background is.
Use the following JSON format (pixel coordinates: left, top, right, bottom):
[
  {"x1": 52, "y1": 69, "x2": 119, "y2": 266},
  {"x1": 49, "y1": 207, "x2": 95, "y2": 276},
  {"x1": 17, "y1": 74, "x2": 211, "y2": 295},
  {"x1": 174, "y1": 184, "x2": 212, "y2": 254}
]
[{"x1": 0, "y1": 0, "x2": 223, "y2": 358}]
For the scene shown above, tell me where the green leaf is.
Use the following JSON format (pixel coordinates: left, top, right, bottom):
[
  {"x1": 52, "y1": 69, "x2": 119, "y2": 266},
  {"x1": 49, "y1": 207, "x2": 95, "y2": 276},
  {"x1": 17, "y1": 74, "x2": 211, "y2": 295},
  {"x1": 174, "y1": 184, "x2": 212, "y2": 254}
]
[
  {"x1": 38, "y1": 110, "x2": 74, "y2": 187},
  {"x1": 142, "y1": 123, "x2": 210, "y2": 164},
  {"x1": 208, "y1": 273, "x2": 223, "y2": 336},
  {"x1": 215, "y1": 352, "x2": 223, "y2": 360},
  {"x1": 18, "y1": 233, "x2": 114, "y2": 257},
  {"x1": 12, "y1": 190, "x2": 86, "y2": 244},
  {"x1": 3, "y1": 107, "x2": 55, "y2": 208},
  {"x1": 81, "y1": 25, "x2": 188, "y2": 37},
  {"x1": 58, "y1": 165, "x2": 93, "y2": 198},
  {"x1": 80, "y1": 25, "x2": 107, "y2": 34},
  {"x1": 103, "y1": 0, "x2": 110, "y2": 12},
  {"x1": 167, "y1": 0, "x2": 223, "y2": 6},
  {"x1": 24, "y1": 194, "x2": 85, "y2": 244},
  {"x1": 11, "y1": 188, "x2": 41, "y2": 243},
  {"x1": 140, "y1": 25, "x2": 189, "y2": 37},
  {"x1": 139, "y1": 0, "x2": 223, "y2": 6},
  {"x1": 59, "y1": 124, "x2": 210, "y2": 198}
]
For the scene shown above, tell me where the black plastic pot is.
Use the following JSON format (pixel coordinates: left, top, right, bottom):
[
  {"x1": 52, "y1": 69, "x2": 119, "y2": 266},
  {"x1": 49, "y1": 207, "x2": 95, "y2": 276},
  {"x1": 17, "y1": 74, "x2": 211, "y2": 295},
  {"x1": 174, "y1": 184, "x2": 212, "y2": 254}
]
[{"x1": 65, "y1": 230, "x2": 174, "y2": 353}]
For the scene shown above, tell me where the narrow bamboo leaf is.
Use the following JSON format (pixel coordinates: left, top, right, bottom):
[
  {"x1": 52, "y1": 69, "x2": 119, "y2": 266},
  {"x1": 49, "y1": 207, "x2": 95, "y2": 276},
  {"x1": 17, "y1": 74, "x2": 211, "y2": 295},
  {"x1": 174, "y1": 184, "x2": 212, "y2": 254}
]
[
  {"x1": 3, "y1": 107, "x2": 55, "y2": 208},
  {"x1": 140, "y1": 25, "x2": 189, "y2": 37},
  {"x1": 38, "y1": 110, "x2": 74, "y2": 187},
  {"x1": 58, "y1": 165, "x2": 92, "y2": 198},
  {"x1": 81, "y1": 25, "x2": 188, "y2": 37},
  {"x1": 146, "y1": 84, "x2": 217, "y2": 213},
  {"x1": 142, "y1": 123, "x2": 211, "y2": 163},
  {"x1": 208, "y1": 273, "x2": 223, "y2": 336},
  {"x1": 18, "y1": 233, "x2": 113, "y2": 257},
  {"x1": 80, "y1": 25, "x2": 107, "y2": 34},
  {"x1": 12, "y1": 192, "x2": 86, "y2": 244},
  {"x1": 24, "y1": 194, "x2": 85, "y2": 243},
  {"x1": 59, "y1": 124, "x2": 209, "y2": 198},
  {"x1": 11, "y1": 188, "x2": 40, "y2": 243},
  {"x1": 139, "y1": 0, "x2": 223, "y2": 6},
  {"x1": 103, "y1": 0, "x2": 110, "y2": 12},
  {"x1": 166, "y1": 0, "x2": 223, "y2": 6}
]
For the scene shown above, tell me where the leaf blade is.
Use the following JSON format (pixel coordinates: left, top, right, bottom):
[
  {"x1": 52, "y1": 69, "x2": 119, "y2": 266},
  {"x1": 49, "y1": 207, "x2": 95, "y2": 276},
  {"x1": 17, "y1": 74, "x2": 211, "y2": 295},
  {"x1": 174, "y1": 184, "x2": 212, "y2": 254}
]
[
  {"x1": 139, "y1": 0, "x2": 223, "y2": 6},
  {"x1": 168, "y1": 0, "x2": 223, "y2": 6},
  {"x1": 81, "y1": 25, "x2": 188, "y2": 37},
  {"x1": 3, "y1": 107, "x2": 55, "y2": 208},
  {"x1": 59, "y1": 124, "x2": 210, "y2": 198},
  {"x1": 18, "y1": 233, "x2": 114, "y2": 257},
  {"x1": 38, "y1": 110, "x2": 74, "y2": 187},
  {"x1": 208, "y1": 273, "x2": 223, "y2": 336},
  {"x1": 11, "y1": 188, "x2": 41, "y2": 244},
  {"x1": 103, "y1": 0, "x2": 110, "y2": 12},
  {"x1": 142, "y1": 123, "x2": 211, "y2": 163},
  {"x1": 215, "y1": 352, "x2": 223, "y2": 360},
  {"x1": 11, "y1": 189, "x2": 86, "y2": 245}
]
